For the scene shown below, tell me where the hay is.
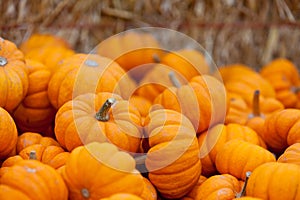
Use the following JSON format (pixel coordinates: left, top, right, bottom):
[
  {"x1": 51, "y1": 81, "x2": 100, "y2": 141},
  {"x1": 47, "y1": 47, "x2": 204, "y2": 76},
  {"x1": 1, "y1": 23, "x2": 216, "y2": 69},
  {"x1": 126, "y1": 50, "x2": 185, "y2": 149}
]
[{"x1": 1, "y1": 0, "x2": 300, "y2": 68}]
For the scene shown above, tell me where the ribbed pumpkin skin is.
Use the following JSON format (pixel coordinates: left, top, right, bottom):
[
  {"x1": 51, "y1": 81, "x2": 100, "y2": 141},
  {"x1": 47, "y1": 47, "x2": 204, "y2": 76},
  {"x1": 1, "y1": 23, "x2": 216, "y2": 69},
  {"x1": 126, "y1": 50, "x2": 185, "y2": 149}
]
[
  {"x1": 190, "y1": 174, "x2": 241, "y2": 200},
  {"x1": 100, "y1": 193, "x2": 143, "y2": 200},
  {"x1": 181, "y1": 175, "x2": 207, "y2": 200},
  {"x1": 0, "y1": 160, "x2": 68, "y2": 200},
  {"x1": 198, "y1": 123, "x2": 266, "y2": 177},
  {"x1": 144, "y1": 109, "x2": 201, "y2": 199},
  {"x1": 54, "y1": 92, "x2": 142, "y2": 152},
  {"x1": 0, "y1": 38, "x2": 29, "y2": 112},
  {"x1": 215, "y1": 139, "x2": 276, "y2": 180},
  {"x1": 61, "y1": 142, "x2": 144, "y2": 200},
  {"x1": 12, "y1": 59, "x2": 55, "y2": 136},
  {"x1": 246, "y1": 162, "x2": 300, "y2": 200},
  {"x1": 277, "y1": 143, "x2": 300, "y2": 166},
  {"x1": 0, "y1": 107, "x2": 18, "y2": 160},
  {"x1": 0, "y1": 185, "x2": 31, "y2": 200}
]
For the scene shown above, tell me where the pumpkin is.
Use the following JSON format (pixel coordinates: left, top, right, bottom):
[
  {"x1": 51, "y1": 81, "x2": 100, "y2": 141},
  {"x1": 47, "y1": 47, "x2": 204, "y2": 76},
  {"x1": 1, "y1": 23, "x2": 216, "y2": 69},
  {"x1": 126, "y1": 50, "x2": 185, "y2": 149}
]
[
  {"x1": 260, "y1": 58, "x2": 300, "y2": 108},
  {"x1": 96, "y1": 31, "x2": 164, "y2": 81},
  {"x1": 55, "y1": 92, "x2": 142, "y2": 152},
  {"x1": 61, "y1": 142, "x2": 144, "y2": 199},
  {"x1": 153, "y1": 73, "x2": 227, "y2": 133},
  {"x1": 226, "y1": 90, "x2": 284, "y2": 136},
  {"x1": 246, "y1": 162, "x2": 300, "y2": 199},
  {"x1": 140, "y1": 177, "x2": 157, "y2": 200},
  {"x1": 198, "y1": 123, "x2": 266, "y2": 177},
  {"x1": 219, "y1": 64, "x2": 276, "y2": 105},
  {"x1": 181, "y1": 175, "x2": 207, "y2": 200},
  {"x1": 12, "y1": 59, "x2": 56, "y2": 137},
  {"x1": 0, "y1": 37, "x2": 29, "y2": 112},
  {"x1": 142, "y1": 109, "x2": 201, "y2": 199},
  {"x1": 100, "y1": 193, "x2": 143, "y2": 200},
  {"x1": 0, "y1": 159, "x2": 68, "y2": 200},
  {"x1": 215, "y1": 139, "x2": 276, "y2": 180},
  {"x1": 16, "y1": 132, "x2": 60, "y2": 153},
  {"x1": 277, "y1": 143, "x2": 300, "y2": 166},
  {"x1": 0, "y1": 107, "x2": 18, "y2": 160},
  {"x1": 233, "y1": 197, "x2": 263, "y2": 200},
  {"x1": 263, "y1": 108, "x2": 300, "y2": 154},
  {"x1": 188, "y1": 174, "x2": 241, "y2": 200},
  {"x1": 48, "y1": 53, "x2": 136, "y2": 109},
  {"x1": 129, "y1": 95, "x2": 152, "y2": 126}
]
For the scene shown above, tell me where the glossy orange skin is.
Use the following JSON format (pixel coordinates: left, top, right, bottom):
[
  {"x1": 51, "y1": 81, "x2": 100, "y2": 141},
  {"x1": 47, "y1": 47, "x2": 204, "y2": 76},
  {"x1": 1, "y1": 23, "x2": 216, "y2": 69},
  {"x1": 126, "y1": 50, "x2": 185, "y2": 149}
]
[
  {"x1": 0, "y1": 160, "x2": 68, "y2": 200},
  {"x1": 246, "y1": 162, "x2": 300, "y2": 200},
  {"x1": 129, "y1": 95, "x2": 152, "y2": 126},
  {"x1": 277, "y1": 143, "x2": 300, "y2": 166},
  {"x1": 100, "y1": 193, "x2": 143, "y2": 200},
  {"x1": 61, "y1": 142, "x2": 144, "y2": 200},
  {"x1": 0, "y1": 38, "x2": 28, "y2": 112},
  {"x1": 0, "y1": 107, "x2": 18, "y2": 160},
  {"x1": 198, "y1": 123, "x2": 266, "y2": 177},
  {"x1": 12, "y1": 59, "x2": 55, "y2": 136},
  {"x1": 144, "y1": 109, "x2": 201, "y2": 199},
  {"x1": 55, "y1": 92, "x2": 142, "y2": 152},
  {"x1": 48, "y1": 53, "x2": 136, "y2": 109},
  {"x1": 181, "y1": 175, "x2": 207, "y2": 200},
  {"x1": 260, "y1": 58, "x2": 300, "y2": 108},
  {"x1": 140, "y1": 177, "x2": 157, "y2": 200},
  {"x1": 215, "y1": 139, "x2": 276, "y2": 180}
]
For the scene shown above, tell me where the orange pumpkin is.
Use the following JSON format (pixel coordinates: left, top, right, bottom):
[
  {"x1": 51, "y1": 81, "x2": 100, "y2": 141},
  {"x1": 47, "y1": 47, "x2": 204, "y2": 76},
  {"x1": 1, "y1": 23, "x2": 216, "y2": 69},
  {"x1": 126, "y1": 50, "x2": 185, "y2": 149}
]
[
  {"x1": 153, "y1": 73, "x2": 227, "y2": 133},
  {"x1": 97, "y1": 31, "x2": 164, "y2": 81},
  {"x1": 219, "y1": 64, "x2": 276, "y2": 105},
  {"x1": 277, "y1": 143, "x2": 300, "y2": 166},
  {"x1": 140, "y1": 178, "x2": 157, "y2": 200},
  {"x1": 0, "y1": 107, "x2": 18, "y2": 160},
  {"x1": 142, "y1": 109, "x2": 201, "y2": 199},
  {"x1": 0, "y1": 160, "x2": 68, "y2": 200},
  {"x1": 55, "y1": 92, "x2": 142, "y2": 152},
  {"x1": 181, "y1": 175, "x2": 207, "y2": 200},
  {"x1": 246, "y1": 162, "x2": 300, "y2": 199},
  {"x1": 260, "y1": 58, "x2": 300, "y2": 108},
  {"x1": 48, "y1": 53, "x2": 136, "y2": 109},
  {"x1": 61, "y1": 142, "x2": 144, "y2": 199},
  {"x1": 198, "y1": 123, "x2": 266, "y2": 176},
  {"x1": 100, "y1": 193, "x2": 143, "y2": 200},
  {"x1": 215, "y1": 139, "x2": 275, "y2": 180},
  {"x1": 263, "y1": 109, "x2": 300, "y2": 154},
  {"x1": 16, "y1": 132, "x2": 60, "y2": 153},
  {"x1": 12, "y1": 59, "x2": 56, "y2": 136},
  {"x1": 0, "y1": 37, "x2": 28, "y2": 112},
  {"x1": 129, "y1": 95, "x2": 152, "y2": 126}
]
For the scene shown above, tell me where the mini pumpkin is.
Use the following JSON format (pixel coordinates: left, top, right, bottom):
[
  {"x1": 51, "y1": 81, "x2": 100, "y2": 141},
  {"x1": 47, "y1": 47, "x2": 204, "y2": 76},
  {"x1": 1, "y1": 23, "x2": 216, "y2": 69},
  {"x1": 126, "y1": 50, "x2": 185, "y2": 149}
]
[
  {"x1": 198, "y1": 123, "x2": 266, "y2": 176},
  {"x1": 0, "y1": 159, "x2": 68, "y2": 200},
  {"x1": 277, "y1": 143, "x2": 300, "y2": 166},
  {"x1": 246, "y1": 162, "x2": 300, "y2": 199},
  {"x1": 48, "y1": 53, "x2": 136, "y2": 109},
  {"x1": 100, "y1": 193, "x2": 143, "y2": 200},
  {"x1": 215, "y1": 139, "x2": 276, "y2": 180},
  {"x1": 129, "y1": 95, "x2": 152, "y2": 126},
  {"x1": 0, "y1": 107, "x2": 18, "y2": 160},
  {"x1": 12, "y1": 59, "x2": 56, "y2": 137},
  {"x1": 0, "y1": 37, "x2": 29, "y2": 112},
  {"x1": 142, "y1": 109, "x2": 201, "y2": 199},
  {"x1": 181, "y1": 175, "x2": 207, "y2": 200},
  {"x1": 55, "y1": 92, "x2": 142, "y2": 152},
  {"x1": 140, "y1": 177, "x2": 157, "y2": 200},
  {"x1": 61, "y1": 142, "x2": 144, "y2": 199}
]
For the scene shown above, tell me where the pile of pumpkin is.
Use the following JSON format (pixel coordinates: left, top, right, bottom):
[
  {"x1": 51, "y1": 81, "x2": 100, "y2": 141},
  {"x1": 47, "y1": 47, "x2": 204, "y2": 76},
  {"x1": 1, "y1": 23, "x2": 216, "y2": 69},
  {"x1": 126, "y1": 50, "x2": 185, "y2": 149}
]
[{"x1": 0, "y1": 31, "x2": 300, "y2": 200}]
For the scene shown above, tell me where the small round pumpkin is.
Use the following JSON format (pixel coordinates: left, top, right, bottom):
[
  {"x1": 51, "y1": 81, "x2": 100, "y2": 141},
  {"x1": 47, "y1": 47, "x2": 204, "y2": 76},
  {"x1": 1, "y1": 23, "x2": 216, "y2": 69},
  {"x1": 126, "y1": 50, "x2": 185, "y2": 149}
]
[
  {"x1": 12, "y1": 59, "x2": 56, "y2": 136},
  {"x1": 198, "y1": 123, "x2": 266, "y2": 177},
  {"x1": 0, "y1": 37, "x2": 29, "y2": 112},
  {"x1": 61, "y1": 142, "x2": 144, "y2": 199},
  {"x1": 55, "y1": 92, "x2": 142, "y2": 152},
  {"x1": 142, "y1": 109, "x2": 201, "y2": 199},
  {"x1": 0, "y1": 107, "x2": 18, "y2": 160},
  {"x1": 246, "y1": 162, "x2": 300, "y2": 199},
  {"x1": 181, "y1": 175, "x2": 207, "y2": 200},
  {"x1": 0, "y1": 159, "x2": 68, "y2": 200},
  {"x1": 277, "y1": 143, "x2": 300, "y2": 166},
  {"x1": 215, "y1": 139, "x2": 276, "y2": 180},
  {"x1": 48, "y1": 53, "x2": 136, "y2": 109}
]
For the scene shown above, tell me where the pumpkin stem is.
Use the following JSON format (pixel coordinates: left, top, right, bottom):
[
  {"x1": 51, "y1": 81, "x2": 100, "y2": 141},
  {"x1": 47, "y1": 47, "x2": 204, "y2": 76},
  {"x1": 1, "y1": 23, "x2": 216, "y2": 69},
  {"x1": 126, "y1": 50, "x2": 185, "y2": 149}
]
[
  {"x1": 251, "y1": 90, "x2": 261, "y2": 117},
  {"x1": 95, "y1": 98, "x2": 116, "y2": 121},
  {"x1": 29, "y1": 150, "x2": 37, "y2": 160},
  {"x1": 0, "y1": 56, "x2": 7, "y2": 66},
  {"x1": 236, "y1": 171, "x2": 252, "y2": 198},
  {"x1": 291, "y1": 86, "x2": 300, "y2": 94},
  {"x1": 153, "y1": 54, "x2": 160, "y2": 63},
  {"x1": 81, "y1": 188, "x2": 90, "y2": 198},
  {"x1": 134, "y1": 154, "x2": 147, "y2": 165},
  {"x1": 168, "y1": 71, "x2": 181, "y2": 88}
]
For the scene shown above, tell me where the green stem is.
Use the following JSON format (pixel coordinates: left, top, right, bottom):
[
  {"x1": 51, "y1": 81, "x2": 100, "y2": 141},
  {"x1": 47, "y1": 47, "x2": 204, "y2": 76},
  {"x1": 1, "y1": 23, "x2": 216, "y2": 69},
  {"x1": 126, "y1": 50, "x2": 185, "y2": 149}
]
[
  {"x1": 236, "y1": 171, "x2": 252, "y2": 198},
  {"x1": 168, "y1": 71, "x2": 181, "y2": 88},
  {"x1": 95, "y1": 98, "x2": 116, "y2": 121}
]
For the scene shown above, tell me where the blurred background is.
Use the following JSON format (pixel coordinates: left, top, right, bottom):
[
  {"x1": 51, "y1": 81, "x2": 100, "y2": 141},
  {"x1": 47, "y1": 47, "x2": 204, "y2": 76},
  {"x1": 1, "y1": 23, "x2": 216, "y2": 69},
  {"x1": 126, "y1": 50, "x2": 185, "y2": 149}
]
[{"x1": 1, "y1": 0, "x2": 300, "y2": 69}]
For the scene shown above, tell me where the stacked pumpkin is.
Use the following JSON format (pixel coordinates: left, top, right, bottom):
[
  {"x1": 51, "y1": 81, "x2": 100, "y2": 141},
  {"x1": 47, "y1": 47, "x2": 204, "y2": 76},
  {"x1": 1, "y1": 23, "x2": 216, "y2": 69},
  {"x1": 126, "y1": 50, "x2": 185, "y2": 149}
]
[{"x1": 0, "y1": 30, "x2": 300, "y2": 200}]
